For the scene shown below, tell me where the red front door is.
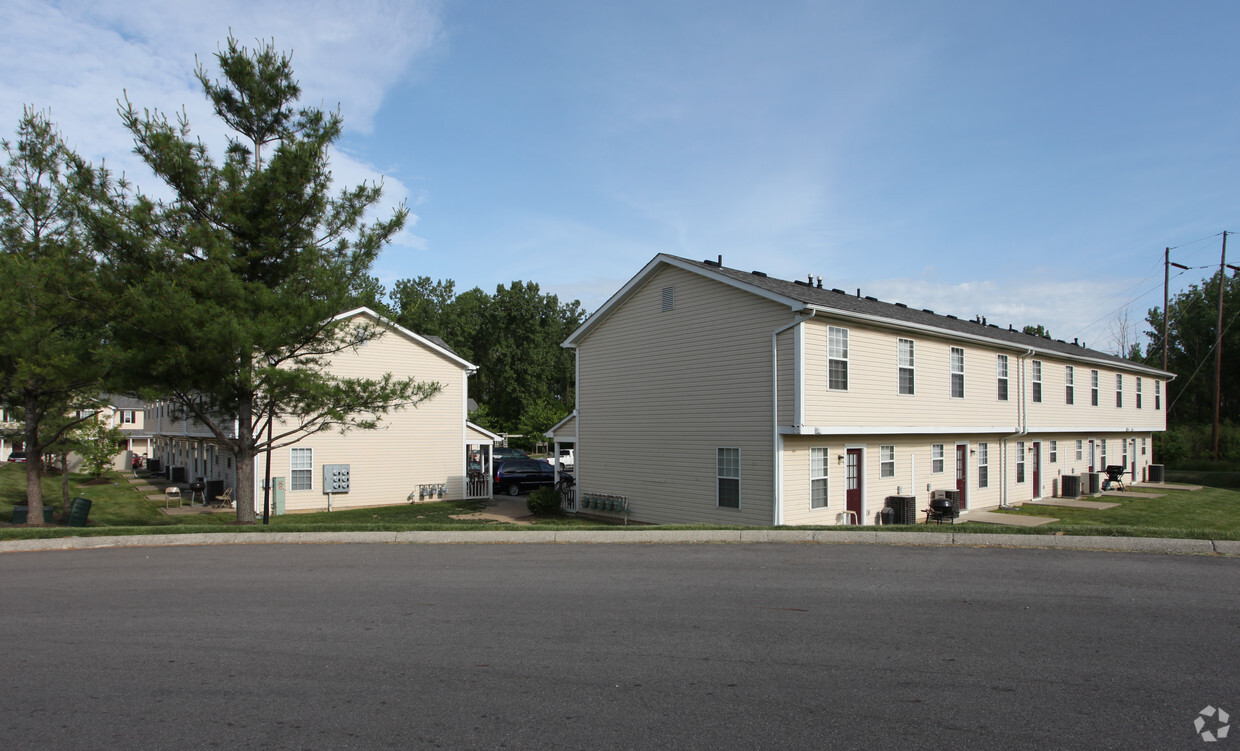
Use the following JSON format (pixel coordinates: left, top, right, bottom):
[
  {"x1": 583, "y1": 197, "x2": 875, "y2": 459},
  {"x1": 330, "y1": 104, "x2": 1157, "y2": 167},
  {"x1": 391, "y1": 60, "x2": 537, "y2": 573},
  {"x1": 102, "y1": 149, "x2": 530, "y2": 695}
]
[
  {"x1": 1031, "y1": 441, "x2": 1041, "y2": 499},
  {"x1": 954, "y1": 444, "x2": 968, "y2": 510},
  {"x1": 846, "y1": 449, "x2": 862, "y2": 519}
]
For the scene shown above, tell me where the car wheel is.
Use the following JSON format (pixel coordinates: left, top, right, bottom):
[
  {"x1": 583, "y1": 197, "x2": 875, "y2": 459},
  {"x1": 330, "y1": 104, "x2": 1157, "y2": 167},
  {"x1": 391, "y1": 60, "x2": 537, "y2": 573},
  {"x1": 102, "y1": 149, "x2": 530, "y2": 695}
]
[{"x1": 507, "y1": 483, "x2": 521, "y2": 497}]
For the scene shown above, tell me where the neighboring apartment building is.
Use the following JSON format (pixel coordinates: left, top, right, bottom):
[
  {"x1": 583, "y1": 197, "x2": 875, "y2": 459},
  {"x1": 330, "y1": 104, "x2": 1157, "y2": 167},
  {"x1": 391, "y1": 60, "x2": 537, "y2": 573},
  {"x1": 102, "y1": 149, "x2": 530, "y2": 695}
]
[
  {"x1": 550, "y1": 254, "x2": 1172, "y2": 526},
  {"x1": 144, "y1": 308, "x2": 496, "y2": 513}
]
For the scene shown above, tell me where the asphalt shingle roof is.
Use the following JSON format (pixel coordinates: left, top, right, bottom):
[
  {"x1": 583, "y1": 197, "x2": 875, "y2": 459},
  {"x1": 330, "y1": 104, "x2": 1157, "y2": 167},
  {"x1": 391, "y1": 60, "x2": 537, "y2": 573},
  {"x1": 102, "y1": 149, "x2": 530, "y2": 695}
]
[{"x1": 672, "y1": 255, "x2": 1169, "y2": 375}]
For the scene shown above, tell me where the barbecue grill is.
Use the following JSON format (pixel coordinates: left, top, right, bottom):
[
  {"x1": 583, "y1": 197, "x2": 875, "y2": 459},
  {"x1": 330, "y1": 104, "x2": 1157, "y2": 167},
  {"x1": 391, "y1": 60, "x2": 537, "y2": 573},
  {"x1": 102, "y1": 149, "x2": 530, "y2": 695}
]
[{"x1": 925, "y1": 496, "x2": 959, "y2": 524}]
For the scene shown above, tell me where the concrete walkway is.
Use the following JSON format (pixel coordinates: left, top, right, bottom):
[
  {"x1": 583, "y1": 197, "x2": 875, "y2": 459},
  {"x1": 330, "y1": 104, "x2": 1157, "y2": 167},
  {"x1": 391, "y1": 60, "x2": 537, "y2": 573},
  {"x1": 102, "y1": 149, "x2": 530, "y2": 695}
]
[
  {"x1": 1028, "y1": 498, "x2": 1119, "y2": 510},
  {"x1": 962, "y1": 510, "x2": 1060, "y2": 527}
]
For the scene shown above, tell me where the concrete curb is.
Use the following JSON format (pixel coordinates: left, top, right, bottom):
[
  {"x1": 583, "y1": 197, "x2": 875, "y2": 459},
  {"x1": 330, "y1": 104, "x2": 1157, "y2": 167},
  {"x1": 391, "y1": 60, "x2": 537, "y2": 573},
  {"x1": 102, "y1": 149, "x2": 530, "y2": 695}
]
[{"x1": 1, "y1": 529, "x2": 1236, "y2": 555}]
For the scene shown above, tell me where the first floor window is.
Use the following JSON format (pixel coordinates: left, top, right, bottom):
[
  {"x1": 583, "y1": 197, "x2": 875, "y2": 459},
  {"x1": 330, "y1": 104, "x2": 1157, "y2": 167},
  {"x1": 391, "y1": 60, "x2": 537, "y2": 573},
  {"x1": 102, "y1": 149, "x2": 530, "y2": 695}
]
[
  {"x1": 810, "y1": 448, "x2": 829, "y2": 509},
  {"x1": 1075, "y1": 439, "x2": 1083, "y2": 461},
  {"x1": 717, "y1": 448, "x2": 741, "y2": 508},
  {"x1": 978, "y1": 442, "x2": 989, "y2": 488},
  {"x1": 880, "y1": 445, "x2": 895, "y2": 478},
  {"x1": 290, "y1": 448, "x2": 313, "y2": 491},
  {"x1": 931, "y1": 444, "x2": 944, "y2": 473},
  {"x1": 1141, "y1": 437, "x2": 1147, "y2": 456},
  {"x1": 1100, "y1": 439, "x2": 1108, "y2": 467},
  {"x1": 1016, "y1": 442, "x2": 1026, "y2": 483},
  {"x1": 828, "y1": 327, "x2": 849, "y2": 390},
  {"x1": 1049, "y1": 440, "x2": 1058, "y2": 463}
]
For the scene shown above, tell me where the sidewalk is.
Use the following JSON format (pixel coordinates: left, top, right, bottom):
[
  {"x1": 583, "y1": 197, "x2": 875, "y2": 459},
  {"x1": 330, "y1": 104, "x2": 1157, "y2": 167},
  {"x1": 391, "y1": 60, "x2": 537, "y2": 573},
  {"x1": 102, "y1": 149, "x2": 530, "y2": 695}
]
[{"x1": 1, "y1": 528, "x2": 1237, "y2": 556}]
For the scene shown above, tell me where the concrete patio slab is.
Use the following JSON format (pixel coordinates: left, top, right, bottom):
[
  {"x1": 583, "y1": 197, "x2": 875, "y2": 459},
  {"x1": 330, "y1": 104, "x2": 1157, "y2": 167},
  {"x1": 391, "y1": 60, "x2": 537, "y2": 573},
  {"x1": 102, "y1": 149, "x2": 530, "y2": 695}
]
[
  {"x1": 1100, "y1": 491, "x2": 1164, "y2": 498},
  {"x1": 1027, "y1": 498, "x2": 1119, "y2": 510},
  {"x1": 1132, "y1": 482, "x2": 1204, "y2": 491},
  {"x1": 963, "y1": 510, "x2": 1059, "y2": 527}
]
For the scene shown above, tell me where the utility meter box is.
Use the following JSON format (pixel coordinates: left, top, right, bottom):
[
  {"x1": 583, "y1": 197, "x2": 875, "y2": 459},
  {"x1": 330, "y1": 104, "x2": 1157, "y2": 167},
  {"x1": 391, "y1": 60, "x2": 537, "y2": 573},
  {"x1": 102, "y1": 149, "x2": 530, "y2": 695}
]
[{"x1": 323, "y1": 464, "x2": 351, "y2": 493}]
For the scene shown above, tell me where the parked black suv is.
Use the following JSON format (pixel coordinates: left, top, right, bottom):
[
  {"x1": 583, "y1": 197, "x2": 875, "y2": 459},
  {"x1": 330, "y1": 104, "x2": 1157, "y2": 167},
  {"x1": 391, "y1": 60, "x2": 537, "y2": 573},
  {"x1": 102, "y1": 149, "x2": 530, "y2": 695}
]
[{"x1": 494, "y1": 459, "x2": 556, "y2": 496}]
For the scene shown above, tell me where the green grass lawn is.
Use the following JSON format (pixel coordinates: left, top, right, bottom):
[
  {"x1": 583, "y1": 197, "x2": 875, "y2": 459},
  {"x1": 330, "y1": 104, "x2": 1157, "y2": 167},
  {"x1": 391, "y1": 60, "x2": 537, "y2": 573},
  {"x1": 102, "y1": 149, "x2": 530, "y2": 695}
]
[
  {"x1": 977, "y1": 483, "x2": 1240, "y2": 540},
  {"x1": 4, "y1": 462, "x2": 1239, "y2": 542},
  {"x1": 0, "y1": 463, "x2": 604, "y2": 540}
]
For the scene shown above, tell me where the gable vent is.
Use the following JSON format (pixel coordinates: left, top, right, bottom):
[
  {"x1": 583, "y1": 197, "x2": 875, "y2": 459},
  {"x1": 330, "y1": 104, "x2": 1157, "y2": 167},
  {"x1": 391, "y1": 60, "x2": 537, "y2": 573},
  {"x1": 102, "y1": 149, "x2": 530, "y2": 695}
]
[{"x1": 661, "y1": 286, "x2": 675, "y2": 311}]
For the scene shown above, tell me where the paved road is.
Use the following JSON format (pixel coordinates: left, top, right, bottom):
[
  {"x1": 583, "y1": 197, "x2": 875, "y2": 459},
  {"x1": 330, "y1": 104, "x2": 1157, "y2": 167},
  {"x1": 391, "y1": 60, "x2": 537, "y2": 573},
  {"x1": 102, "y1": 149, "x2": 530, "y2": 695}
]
[{"x1": 2, "y1": 543, "x2": 1237, "y2": 750}]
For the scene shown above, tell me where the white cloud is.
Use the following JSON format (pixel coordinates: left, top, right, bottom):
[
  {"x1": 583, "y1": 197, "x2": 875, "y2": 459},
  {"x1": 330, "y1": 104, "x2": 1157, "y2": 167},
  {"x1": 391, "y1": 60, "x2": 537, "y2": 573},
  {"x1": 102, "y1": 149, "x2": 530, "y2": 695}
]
[{"x1": 2, "y1": 0, "x2": 442, "y2": 212}]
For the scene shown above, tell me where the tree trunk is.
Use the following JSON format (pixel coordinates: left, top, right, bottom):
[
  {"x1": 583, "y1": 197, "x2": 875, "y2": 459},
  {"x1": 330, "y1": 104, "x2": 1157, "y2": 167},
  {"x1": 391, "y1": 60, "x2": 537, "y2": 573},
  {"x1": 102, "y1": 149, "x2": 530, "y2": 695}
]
[
  {"x1": 60, "y1": 454, "x2": 71, "y2": 512},
  {"x1": 234, "y1": 396, "x2": 257, "y2": 524},
  {"x1": 23, "y1": 391, "x2": 45, "y2": 525}
]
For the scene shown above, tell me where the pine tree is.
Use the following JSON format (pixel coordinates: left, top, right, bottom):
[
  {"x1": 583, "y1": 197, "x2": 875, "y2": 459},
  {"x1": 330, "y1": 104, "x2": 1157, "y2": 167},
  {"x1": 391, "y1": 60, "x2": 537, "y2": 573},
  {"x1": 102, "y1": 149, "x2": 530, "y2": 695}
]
[
  {"x1": 90, "y1": 38, "x2": 439, "y2": 523},
  {"x1": 0, "y1": 108, "x2": 106, "y2": 524}
]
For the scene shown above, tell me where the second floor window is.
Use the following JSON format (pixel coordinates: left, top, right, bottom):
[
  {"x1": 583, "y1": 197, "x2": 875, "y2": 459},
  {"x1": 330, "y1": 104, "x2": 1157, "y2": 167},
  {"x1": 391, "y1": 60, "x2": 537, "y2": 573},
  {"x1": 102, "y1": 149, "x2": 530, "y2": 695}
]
[
  {"x1": 996, "y1": 355, "x2": 1009, "y2": 401},
  {"x1": 828, "y1": 327, "x2": 849, "y2": 391},
  {"x1": 1155, "y1": 380, "x2": 1162, "y2": 409},
  {"x1": 1136, "y1": 377, "x2": 1143, "y2": 408},
  {"x1": 1032, "y1": 360, "x2": 1042, "y2": 403},
  {"x1": 1116, "y1": 374, "x2": 1123, "y2": 408},
  {"x1": 1065, "y1": 365, "x2": 1075, "y2": 405},
  {"x1": 1091, "y1": 370, "x2": 1099, "y2": 406},
  {"x1": 898, "y1": 339, "x2": 914, "y2": 395},
  {"x1": 950, "y1": 348, "x2": 965, "y2": 398}
]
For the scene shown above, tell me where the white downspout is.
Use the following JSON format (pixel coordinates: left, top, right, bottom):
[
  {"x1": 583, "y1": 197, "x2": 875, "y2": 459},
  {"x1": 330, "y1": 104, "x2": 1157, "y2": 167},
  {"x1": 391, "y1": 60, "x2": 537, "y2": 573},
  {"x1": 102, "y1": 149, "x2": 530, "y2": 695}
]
[
  {"x1": 772, "y1": 310, "x2": 815, "y2": 526},
  {"x1": 998, "y1": 349, "x2": 1036, "y2": 509}
]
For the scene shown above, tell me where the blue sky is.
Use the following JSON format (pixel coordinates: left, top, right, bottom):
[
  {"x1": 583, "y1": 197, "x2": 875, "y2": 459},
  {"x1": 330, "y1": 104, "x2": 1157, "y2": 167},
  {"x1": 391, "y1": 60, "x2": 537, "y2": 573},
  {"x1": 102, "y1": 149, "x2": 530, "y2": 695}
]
[{"x1": 6, "y1": 1, "x2": 1239, "y2": 352}]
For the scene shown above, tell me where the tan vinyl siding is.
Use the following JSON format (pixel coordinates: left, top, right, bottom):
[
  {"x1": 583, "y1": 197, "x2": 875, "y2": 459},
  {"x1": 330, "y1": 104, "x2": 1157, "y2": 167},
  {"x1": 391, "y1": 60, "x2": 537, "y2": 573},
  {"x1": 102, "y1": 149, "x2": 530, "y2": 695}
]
[
  {"x1": 260, "y1": 324, "x2": 468, "y2": 512},
  {"x1": 777, "y1": 327, "x2": 796, "y2": 425},
  {"x1": 575, "y1": 266, "x2": 796, "y2": 525},
  {"x1": 1027, "y1": 363, "x2": 1166, "y2": 432},
  {"x1": 803, "y1": 322, "x2": 1018, "y2": 429}
]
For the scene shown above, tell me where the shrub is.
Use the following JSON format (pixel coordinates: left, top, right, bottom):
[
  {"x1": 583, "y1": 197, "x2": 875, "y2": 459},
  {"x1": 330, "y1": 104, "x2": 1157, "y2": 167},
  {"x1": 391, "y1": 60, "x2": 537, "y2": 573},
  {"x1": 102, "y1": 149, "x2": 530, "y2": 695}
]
[{"x1": 526, "y1": 486, "x2": 563, "y2": 516}]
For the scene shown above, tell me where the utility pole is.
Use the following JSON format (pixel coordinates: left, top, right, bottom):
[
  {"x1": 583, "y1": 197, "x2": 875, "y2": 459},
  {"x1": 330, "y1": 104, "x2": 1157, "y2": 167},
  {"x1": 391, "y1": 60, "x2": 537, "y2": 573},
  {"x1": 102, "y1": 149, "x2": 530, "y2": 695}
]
[
  {"x1": 1212, "y1": 233, "x2": 1228, "y2": 460},
  {"x1": 1164, "y1": 249, "x2": 1189, "y2": 372}
]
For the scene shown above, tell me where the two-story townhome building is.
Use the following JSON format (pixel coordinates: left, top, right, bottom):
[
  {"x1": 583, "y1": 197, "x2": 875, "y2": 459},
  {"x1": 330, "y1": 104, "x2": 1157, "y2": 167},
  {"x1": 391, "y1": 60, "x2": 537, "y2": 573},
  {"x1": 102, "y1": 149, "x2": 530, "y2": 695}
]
[
  {"x1": 144, "y1": 307, "x2": 497, "y2": 513},
  {"x1": 550, "y1": 254, "x2": 1172, "y2": 526}
]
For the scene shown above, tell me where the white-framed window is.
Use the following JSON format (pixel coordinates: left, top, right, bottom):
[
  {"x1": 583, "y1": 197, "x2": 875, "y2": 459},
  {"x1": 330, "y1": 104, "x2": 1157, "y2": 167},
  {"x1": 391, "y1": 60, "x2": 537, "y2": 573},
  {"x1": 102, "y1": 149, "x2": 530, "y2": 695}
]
[
  {"x1": 717, "y1": 448, "x2": 741, "y2": 508},
  {"x1": 120, "y1": 410, "x2": 136, "y2": 424},
  {"x1": 996, "y1": 355, "x2": 1009, "y2": 401},
  {"x1": 1100, "y1": 439, "x2": 1108, "y2": 467},
  {"x1": 810, "y1": 447, "x2": 829, "y2": 509},
  {"x1": 950, "y1": 347, "x2": 965, "y2": 398},
  {"x1": 661, "y1": 286, "x2": 675, "y2": 312},
  {"x1": 1122, "y1": 440, "x2": 1129, "y2": 468},
  {"x1": 1091, "y1": 370, "x2": 1099, "y2": 406},
  {"x1": 1032, "y1": 360, "x2": 1042, "y2": 403},
  {"x1": 977, "y1": 442, "x2": 989, "y2": 488},
  {"x1": 1016, "y1": 441, "x2": 1026, "y2": 483},
  {"x1": 931, "y1": 444, "x2": 944, "y2": 473},
  {"x1": 1115, "y1": 374, "x2": 1123, "y2": 408},
  {"x1": 1142, "y1": 437, "x2": 1147, "y2": 455},
  {"x1": 1155, "y1": 380, "x2": 1162, "y2": 410},
  {"x1": 1075, "y1": 439, "x2": 1083, "y2": 461},
  {"x1": 1065, "y1": 365, "x2": 1075, "y2": 405},
  {"x1": 897, "y1": 339, "x2": 914, "y2": 395},
  {"x1": 1136, "y1": 377, "x2": 1143, "y2": 409},
  {"x1": 290, "y1": 447, "x2": 313, "y2": 491},
  {"x1": 828, "y1": 327, "x2": 849, "y2": 390},
  {"x1": 880, "y1": 445, "x2": 895, "y2": 478},
  {"x1": 1049, "y1": 440, "x2": 1058, "y2": 463}
]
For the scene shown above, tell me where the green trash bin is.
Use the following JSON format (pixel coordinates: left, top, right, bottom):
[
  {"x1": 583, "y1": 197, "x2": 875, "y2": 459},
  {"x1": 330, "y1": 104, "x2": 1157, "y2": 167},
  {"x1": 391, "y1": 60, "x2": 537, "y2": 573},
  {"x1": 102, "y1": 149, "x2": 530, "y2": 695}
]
[
  {"x1": 12, "y1": 506, "x2": 55, "y2": 524},
  {"x1": 67, "y1": 497, "x2": 93, "y2": 527}
]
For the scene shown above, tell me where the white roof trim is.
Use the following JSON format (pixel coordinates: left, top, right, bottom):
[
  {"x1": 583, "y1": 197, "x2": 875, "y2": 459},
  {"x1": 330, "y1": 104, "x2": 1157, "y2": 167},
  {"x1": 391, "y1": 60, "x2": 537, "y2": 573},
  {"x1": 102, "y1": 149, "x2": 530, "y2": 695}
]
[
  {"x1": 466, "y1": 421, "x2": 502, "y2": 442},
  {"x1": 333, "y1": 307, "x2": 477, "y2": 372},
  {"x1": 544, "y1": 410, "x2": 578, "y2": 439},
  {"x1": 563, "y1": 255, "x2": 806, "y2": 346}
]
